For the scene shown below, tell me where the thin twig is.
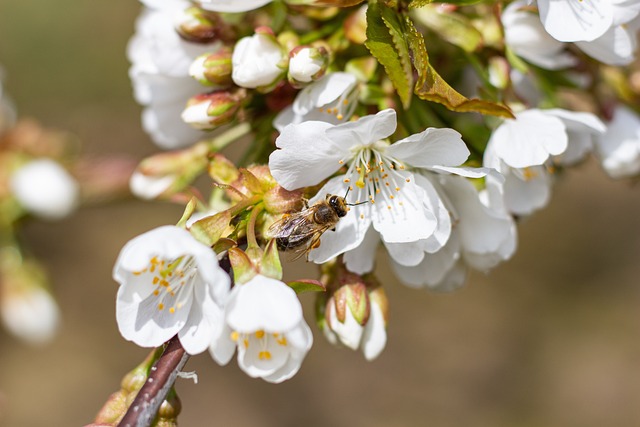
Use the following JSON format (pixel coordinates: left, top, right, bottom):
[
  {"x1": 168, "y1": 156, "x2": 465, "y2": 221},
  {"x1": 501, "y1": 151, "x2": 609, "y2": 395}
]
[{"x1": 117, "y1": 336, "x2": 189, "y2": 427}]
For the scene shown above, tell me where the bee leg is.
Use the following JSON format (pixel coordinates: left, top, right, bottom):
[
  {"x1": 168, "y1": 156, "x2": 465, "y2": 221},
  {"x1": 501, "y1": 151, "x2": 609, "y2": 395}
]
[
  {"x1": 303, "y1": 198, "x2": 310, "y2": 209},
  {"x1": 311, "y1": 239, "x2": 321, "y2": 249}
]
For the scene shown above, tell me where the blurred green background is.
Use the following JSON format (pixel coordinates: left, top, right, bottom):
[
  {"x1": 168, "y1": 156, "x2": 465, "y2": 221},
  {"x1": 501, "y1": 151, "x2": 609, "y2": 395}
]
[{"x1": 1, "y1": 1, "x2": 640, "y2": 426}]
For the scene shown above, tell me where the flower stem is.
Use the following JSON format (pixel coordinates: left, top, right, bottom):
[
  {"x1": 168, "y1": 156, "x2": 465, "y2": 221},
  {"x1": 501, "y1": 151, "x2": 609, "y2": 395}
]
[
  {"x1": 246, "y1": 202, "x2": 264, "y2": 249},
  {"x1": 116, "y1": 335, "x2": 189, "y2": 427},
  {"x1": 206, "y1": 122, "x2": 252, "y2": 153}
]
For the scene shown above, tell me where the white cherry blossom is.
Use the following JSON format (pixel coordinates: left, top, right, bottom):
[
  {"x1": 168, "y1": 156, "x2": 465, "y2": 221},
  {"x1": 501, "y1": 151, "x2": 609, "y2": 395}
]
[
  {"x1": 484, "y1": 108, "x2": 605, "y2": 215},
  {"x1": 575, "y1": 15, "x2": 640, "y2": 65},
  {"x1": 273, "y1": 72, "x2": 359, "y2": 131},
  {"x1": 270, "y1": 108, "x2": 473, "y2": 273},
  {"x1": 114, "y1": 225, "x2": 230, "y2": 354},
  {"x1": 209, "y1": 275, "x2": 313, "y2": 383},
  {"x1": 595, "y1": 105, "x2": 640, "y2": 178}
]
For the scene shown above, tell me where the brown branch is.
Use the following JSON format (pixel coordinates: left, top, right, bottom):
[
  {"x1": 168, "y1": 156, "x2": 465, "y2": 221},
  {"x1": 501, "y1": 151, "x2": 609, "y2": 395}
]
[{"x1": 117, "y1": 335, "x2": 189, "y2": 427}]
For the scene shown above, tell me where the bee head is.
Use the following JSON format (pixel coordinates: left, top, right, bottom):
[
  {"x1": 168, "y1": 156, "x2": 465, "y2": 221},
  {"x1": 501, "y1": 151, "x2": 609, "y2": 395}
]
[{"x1": 327, "y1": 194, "x2": 348, "y2": 217}]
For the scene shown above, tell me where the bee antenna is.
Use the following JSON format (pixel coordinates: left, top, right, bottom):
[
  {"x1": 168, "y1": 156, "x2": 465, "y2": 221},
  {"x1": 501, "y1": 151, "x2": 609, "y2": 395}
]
[
  {"x1": 346, "y1": 201, "x2": 368, "y2": 206},
  {"x1": 343, "y1": 186, "x2": 351, "y2": 199}
]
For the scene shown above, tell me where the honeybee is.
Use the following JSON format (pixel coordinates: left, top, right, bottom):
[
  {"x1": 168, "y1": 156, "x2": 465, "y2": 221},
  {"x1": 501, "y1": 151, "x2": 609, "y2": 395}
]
[{"x1": 269, "y1": 193, "x2": 359, "y2": 259}]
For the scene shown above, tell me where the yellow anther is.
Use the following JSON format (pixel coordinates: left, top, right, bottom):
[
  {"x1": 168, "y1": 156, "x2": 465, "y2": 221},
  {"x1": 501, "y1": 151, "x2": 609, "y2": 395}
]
[
  {"x1": 255, "y1": 330, "x2": 265, "y2": 339},
  {"x1": 343, "y1": 99, "x2": 349, "y2": 105},
  {"x1": 259, "y1": 351, "x2": 272, "y2": 360},
  {"x1": 243, "y1": 338, "x2": 249, "y2": 348},
  {"x1": 343, "y1": 178, "x2": 351, "y2": 183},
  {"x1": 277, "y1": 337, "x2": 288, "y2": 346},
  {"x1": 231, "y1": 331, "x2": 240, "y2": 342},
  {"x1": 405, "y1": 178, "x2": 410, "y2": 182},
  {"x1": 336, "y1": 114, "x2": 344, "y2": 120},
  {"x1": 360, "y1": 214, "x2": 365, "y2": 219},
  {"x1": 153, "y1": 276, "x2": 159, "y2": 285},
  {"x1": 390, "y1": 195, "x2": 394, "y2": 199},
  {"x1": 169, "y1": 307, "x2": 176, "y2": 314},
  {"x1": 157, "y1": 303, "x2": 164, "y2": 311},
  {"x1": 338, "y1": 159, "x2": 344, "y2": 164},
  {"x1": 153, "y1": 290, "x2": 159, "y2": 296},
  {"x1": 395, "y1": 187, "x2": 400, "y2": 191}
]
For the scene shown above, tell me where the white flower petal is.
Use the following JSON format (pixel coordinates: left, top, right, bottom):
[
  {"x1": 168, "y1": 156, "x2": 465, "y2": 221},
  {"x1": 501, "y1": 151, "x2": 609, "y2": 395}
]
[
  {"x1": 116, "y1": 283, "x2": 193, "y2": 347},
  {"x1": 325, "y1": 108, "x2": 397, "y2": 149},
  {"x1": 209, "y1": 323, "x2": 236, "y2": 366},
  {"x1": 261, "y1": 323, "x2": 313, "y2": 383},
  {"x1": 237, "y1": 333, "x2": 289, "y2": 378},
  {"x1": 361, "y1": 302, "x2": 387, "y2": 361},
  {"x1": 178, "y1": 285, "x2": 223, "y2": 355},
  {"x1": 491, "y1": 109, "x2": 568, "y2": 168},
  {"x1": 226, "y1": 275, "x2": 302, "y2": 333},
  {"x1": 595, "y1": 105, "x2": 640, "y2": 178},
  {"x1": 575, "y1": 24, "x2": 637, "y2": 65},
  {"x1": 503, "y1": 166, "x2": 552, "y2": 216},
  {"x1": 538, "y1": 0, "x2": 613, "y2": 42},
  {"x1": 439, "y1": 175, "x2": 512, "y2": 255},
  {"x1": 293, "y1": 72, "x2": 357, "y2": 115},
  {"x1": 371, "y1": 173, "x2": 437, "y2": 243},
  {"x1": 328, "y1": 303, "x2": 364, "y2": 350},
  {"x1": 386, "y1": 128, "x2": 469, "y2": 168},
  {"x1": 270, "y1": 121, "x2": 347, "y2": 189},
  {"x1": 392, "y1": 232, "x2": 461, "y2": 289},
  {"x1": 343, "y1": 226, "x2": 380, "y2": 274}
]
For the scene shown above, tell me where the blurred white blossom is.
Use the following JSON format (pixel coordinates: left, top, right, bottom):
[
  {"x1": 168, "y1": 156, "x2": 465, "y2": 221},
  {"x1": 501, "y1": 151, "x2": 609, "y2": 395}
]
[
  {"x1": 595, "y1": 105, "x2": 640, "y2": 178},
  {"x1": 10, "y1": 158, "x2": 79, "y2": 220}
]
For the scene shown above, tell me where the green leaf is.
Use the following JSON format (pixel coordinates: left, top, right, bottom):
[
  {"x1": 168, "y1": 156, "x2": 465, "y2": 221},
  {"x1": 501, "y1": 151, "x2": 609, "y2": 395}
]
[
  {"x1": 405, "y1": 16, "x2": 514, "y2": 118},
  {"x1": 365, "y1": 2, "x2": 413, "y2": 108},
  {"x1": 287, "y1": 279, "x2": 326, "y2": 294},
  {"x1": 189, "y1": 210, "x2": 231, "y2": 246}
]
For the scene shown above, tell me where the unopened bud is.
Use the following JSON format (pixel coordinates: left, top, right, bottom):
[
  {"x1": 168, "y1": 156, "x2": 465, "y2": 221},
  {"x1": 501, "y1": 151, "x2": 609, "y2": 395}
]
[
  {"x1": 175, "y1": 6, "x2": 233, "y2": 44},
  {"x1": 181, "y1": 89, "x2": 247, "y2": 130},
  {"x1": 190, "y1": 47, "x2": 233, "y2": 86},
  {"x1": 288, "y1": 46, "x2": 329, "y2": 87},
  {"x1": 232, "y1": 28, "x2": 286, "y2": 91},
  {"x1": 319, "y1": 266, "x2": 388, "y2": 360}
]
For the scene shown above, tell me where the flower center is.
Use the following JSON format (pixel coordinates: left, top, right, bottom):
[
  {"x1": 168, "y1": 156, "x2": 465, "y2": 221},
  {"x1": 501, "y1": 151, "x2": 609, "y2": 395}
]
[
  {"x1": 338, "y1": 143, "x2": 409, "y2": 214},
  {"x1": 133, "y1": 256, "x2": 196, "y2": 314},
  {"x1": 230, "y1": 329, "x2": 289, "y2": 360}
]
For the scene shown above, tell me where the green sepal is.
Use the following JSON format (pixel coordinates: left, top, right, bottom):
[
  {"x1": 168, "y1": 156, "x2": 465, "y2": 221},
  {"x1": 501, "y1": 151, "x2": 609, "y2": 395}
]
[
  {"x1": 213, "y1": 238, "x2": 237, "y2": 255},
  {"x1": 287, "y1": 279, "x2": 326, "y2": 294},
  {"x1": 176, "y1": 197, "x2": 198, "y2": 229},
  {"x1": 228, "y1": 247, "x2": 258, "y2": 285},
  {"x1": 405, "y1": 15, "x2": 514, "y2": 118},
  {"x1": 189, "y1": 210, "x2": 231, "y2": 246},
  {"x1": 239, "y1": 168, "x2": 264, "y2": 195},
  {"x1": 259, "y1": 239, "x2": 283, "y2": 280},
  {"x1": 365, "y1": 1, "x2": 413, "y2": 109}
]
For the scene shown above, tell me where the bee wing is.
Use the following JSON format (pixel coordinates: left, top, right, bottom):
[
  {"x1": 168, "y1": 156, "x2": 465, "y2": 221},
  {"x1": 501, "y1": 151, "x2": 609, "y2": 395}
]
[{"x1": 268, "y1": 210, "x2": 316, "y2": 240}]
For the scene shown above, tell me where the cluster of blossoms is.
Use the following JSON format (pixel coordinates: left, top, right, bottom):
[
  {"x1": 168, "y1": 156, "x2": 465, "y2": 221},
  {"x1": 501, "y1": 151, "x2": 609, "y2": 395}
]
[{"x1": 98, "y1": 0, "x2": 640, "y2": 422}]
